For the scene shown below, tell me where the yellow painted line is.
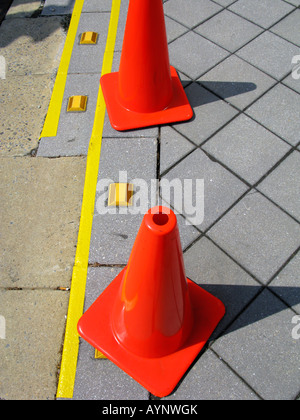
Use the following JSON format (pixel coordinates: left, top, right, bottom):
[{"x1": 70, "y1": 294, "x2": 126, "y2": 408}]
[
  {"x1": 56, "y1": 0, "x2": 122, "y2": 399},
  {"x1": 40, "y1": 0, "x2": 85, "y2": 138}
]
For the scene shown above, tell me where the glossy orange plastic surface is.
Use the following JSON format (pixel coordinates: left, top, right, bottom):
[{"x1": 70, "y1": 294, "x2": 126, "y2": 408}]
[
  {"x1": 77, "y1": 207, "x2": 225, "y2": 397},
  {"x1": 100, "y1": 0, "x2": 193, "y2": 131}
]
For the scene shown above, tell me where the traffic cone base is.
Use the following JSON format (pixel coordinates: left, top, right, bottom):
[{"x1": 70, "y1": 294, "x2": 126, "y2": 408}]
[
  {"x1": 77, "y1": 267, "x2": 225, "y2": 398},
  {"x1": 100, "y1": 66, "x2": 193, "y2": 131}
]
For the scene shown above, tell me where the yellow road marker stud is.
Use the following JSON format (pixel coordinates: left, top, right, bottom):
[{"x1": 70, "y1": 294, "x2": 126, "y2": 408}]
[
  {"x1": 67, "y1": 95, "x2": 88, "y2": 112},
  {"x1": 108, "y1": 183, "x2": 134, "y2": 207},
  {"x1": 80, "y1": 31, "x2": 98, "y2": 44},
  {"x1": 95, "y1": 349, "x2": 107, "y2": 359}
]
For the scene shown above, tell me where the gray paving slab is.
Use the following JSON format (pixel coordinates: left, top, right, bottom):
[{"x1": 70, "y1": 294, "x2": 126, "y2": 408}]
[
  {"x1": 228, "y1": 0, "x2": 294, "y2": 28},
  {"x1": 165, "y1": 15, "x2": 189, "y2": 43},
  {"x1": 67, "y1": 12, "x2": 111, "y2": 74},
  {"x1": 168, "y1": 31, "x2": 229, "y2": 80},
  {"x1": 92, "y1": 191, "x2": 201, "y2": 262},
  {"x1": 102, "y1": 112, "x2": 159, "y2": 138},
  {"x1": 207, "y1": 191, "x2": 300, "y2": 284},
  {"x1": 183, "y1": 237, "x2": 262, "y2": 338},
  {"x1": 38, "y1": 135, "x2": 82, "y2": 157},
  {"x1": 94, "y1": 137, "x2": 157, "y2": 188},
  {"x1": 246, "y1": 83, "x2": 300, "y2": 146},
  {"x1": 202, "y1": 114, "x2": 291, "y2": 185},
  {"x1": 269, "y1": 252, "x2": 300, "y2": 314},
  {"x1": 73, "y1": 267, "x2": 149, "y2": 400},
  {"x1": 89, "y1": 213, "x2": 144, "y2": 265},
  {"x1": 212, "y1": 288, "x2": 300, "y2": 400},
  {"x1": 159, "y1": 198, "x2": 202, "y2": 251},
  {"x1": 85, "y1": 267, "x2": 124, "y2": 307},
  {"x1": 0, "y1": 157, "x2": 86, "y2": 289},
  {"x1": 199, "y1": 55, "x2": 277, "y2": 111},
  {"x1": 270, "y1": 9, "x2": 300, "y2": 46},
  {"x1": 82, "y1": 0, "x2": 112, "y2": 13},
  {"x1": 163, "y1": 0, "x2": 222, "y2": 29},
  {"x1": 163, "y1": 349, "x2": 260, "y2": 400},
  {"x1": 257, "y1": 150, "x2": 300, "y2": 221},
  {"x1": 74, "y1": 338, "x2": 149, "y2": 400},
  {"x1": 160, "y1": 148, "x2": 248, "y2": 231},
  {"x1": 42, "y1": 0, "x2": 76, "y2": 15},
  {"x1": 113, "y1": 0, "x2": 128, "y2": 52},
  {"x1": 178, "y1": 70, "x2": 193, "y2": 87},
  {"x1": 38, "y1": 72, "x2": 102, "y2": 157},
  {"x1": 172, "y1": 82, "x2": 238, "y2": 145},
  {"x1": 55, "y1": 71, "x2": 101, "y2": 139},
  {"x1": 89, "y1": 137, "x2": 157, "y2": 264},
  {"x1": 0, "y1": 74, "x2": 56, "y2": 157},
  {"x1": 195, "y1": 9, "x2": 263, "y2": 53},
  {"x1": 110, "y1": 51, "x2": 121, "y2": 72},
  {"x1": 236, "y1": 31, "x2": 299, "y2": 80},
  {"x1": 0, "y1": 289, "x2": 69, "y2": 400},
  {"x1": 160, "y1": 126, "x2": 195, "y2": 174}
]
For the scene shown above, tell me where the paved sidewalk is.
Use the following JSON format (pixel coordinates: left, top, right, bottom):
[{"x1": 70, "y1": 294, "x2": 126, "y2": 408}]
[
  {"x1": 0, "y1": 0, "x2": 85, "y2": 400},
  {"x1": 1, "y1": 0, "x2": 300, "y2": 400}
]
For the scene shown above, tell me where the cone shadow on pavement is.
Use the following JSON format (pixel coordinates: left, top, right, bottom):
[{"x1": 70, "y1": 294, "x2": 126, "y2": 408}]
[
  {"x1": 188, "y1": 81, "x2": 257, "y2": 108},
  {"x1": 199, "y1": 284, "x2": 300, "y2": 339},
  {"x1": 78, "y1": 207, "x2": 225, "y2": 397}
]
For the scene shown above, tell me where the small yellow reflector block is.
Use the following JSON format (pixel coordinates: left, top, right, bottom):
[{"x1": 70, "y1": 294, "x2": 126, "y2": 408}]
[
  {"x1": 95, "y1": 349, "x2": 107, "y2": 359},
  {"x1": 108, "y1": 183, "x2": 134, "y2": 207},
  {"x1": 67, "y1": 95, "x2": 88, "y2": 112},
  {"x1": 80, "y1": 31, "x2": 98, "y2": 45}
]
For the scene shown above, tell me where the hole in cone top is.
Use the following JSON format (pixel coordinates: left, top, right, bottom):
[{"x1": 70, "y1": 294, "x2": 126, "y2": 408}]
[
  {"x1": 153, "y1": 212, "x2": 169, "y2": 226},
  {"x1": 145, "y1": 207, "x2": 176, "y2": 235}
]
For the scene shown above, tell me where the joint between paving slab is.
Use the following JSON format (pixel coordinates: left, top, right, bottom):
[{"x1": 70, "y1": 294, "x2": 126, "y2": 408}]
[
  {"x1": 166, "y1": 1, "x2": 298, "y2": 54},
  {"x1": 205, "y1": 229, "x2": 299, "y2": 293},
  {"x1": 167, "y1": 5, "x2": 299, "y2": 94},
  {"x1": 183, "y1": 231, "x2": 264, "y2": 288},
  {"x1": 209, "y1": 279, "x2": 300, "y2": 397},
  {"x1": 254, "y1": 189, "x2": 300, "y2": 226},
  {"x1": 87, "y1": 262, "x2": 126, "y2": 268},
  {"x1": 156, "y1": 127, "x2": 161, "y2": 182},
  {"x1": 265, "y1": 246, "x2": 300, "y2": 287},
  {"x1": 200, "y1": 234, "x2": 300, "y2": 316},
  {"x1": 181, "y1": 74, "x2": 298, "y2": 158},
  {"x1": 209, "y1": 348, "x2": 264, "y2": 400}
]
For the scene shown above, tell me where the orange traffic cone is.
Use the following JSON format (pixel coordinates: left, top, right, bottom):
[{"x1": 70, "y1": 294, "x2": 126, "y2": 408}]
[
  {"x1": 100, "y1": 0, "x2": 193, "y2": 131},
  {"x1": 77, "y1": 207, "x2": 225, "y2": 397}
]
